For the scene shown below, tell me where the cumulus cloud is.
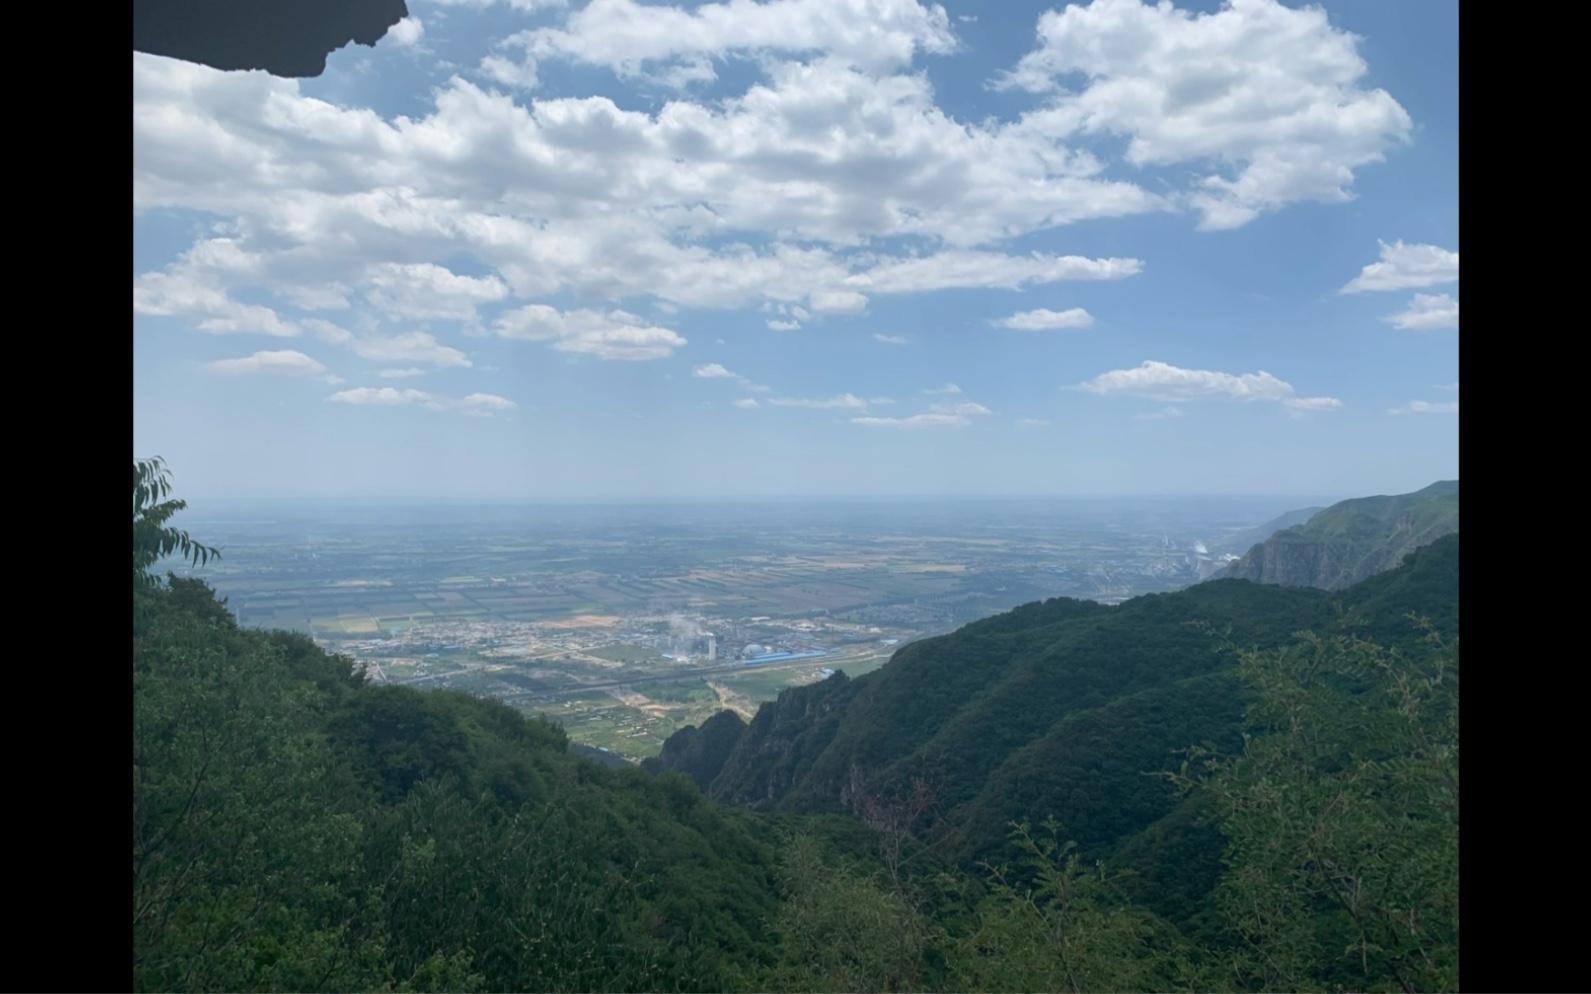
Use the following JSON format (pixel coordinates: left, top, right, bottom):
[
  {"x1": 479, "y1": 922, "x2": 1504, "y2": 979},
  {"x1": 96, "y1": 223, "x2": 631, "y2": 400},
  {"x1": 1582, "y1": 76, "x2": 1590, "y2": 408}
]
[
  {"x1": 1000, "y1": 0, "x2": 1412, "y2": 229},
  {"x1": 809, "y1": 289, "x2": 869, "y2": 314},
  {"x1": 329, "y1": 387, "x2": 441, "y2": 407},
  {"x1": 365, "y1": 263, "x2": 508, "y2": 321},
  {"x1": 873, "y1": 334, "x2": 909, "y2": 344},
  {"x1": 1080, "y1": 360, "x2": 1341, "y2": 415},
  {"x1": 1341, "y1": 240, "x2": 1458, "y2": 293},
  {"x1": 135, "y1": 272, "x2": 301, "y2": 337},
  {"x1": 131, "y1": 48, "x2": 1162, "y2": 334},
  {"x1": 993, "y1": 307, "x2": 1094, "y2": 330},
  {"x1": 1079, "y1": 360, "x2": 1294, "y2": 402},
  {"x1": 327, "y1": 386, "x2": 517, "y2": 414},
  {"x1": 389, "y1": 16, "x2": 425, "y2": 47},
  {"x1": 1389, "y1": 400, "x2": 1459, "y2": 415},
  {"x1": 767, "y1": 319, "x2": 802, "y2": 331},
  {"x1": 852, "y1": 413, "x2": 968, "y2": 428},
  {"x1": 495, "y1": 305, "x2": 686, "y2": 359},
  {"x1": 694, "y1": 362, "x2": 768, "y2": 390},
  {"x1": 306, "y1": 321, "x2": 473, "y2": 368},
  {"x1": 457, "y1": 392, "x2": 518, "y2": 416},
  {"x1": 923, "y1": 382, "x2": 960, "y2": 394},
  {"x1": 1015, "y1": 418, "x2": 1049, "y2": 427},
  {"x1": 206, "y1": 349, "x2": 335, "y2": 380},
  {"x1": 855, "y1": 253, "x2": 1141, "y2": 293},
  {"x1": 1385, "y1": 293, "x2": 1458, "y2": 331},
  {"x1": 1282, "y1": 396, "x2": 1344, "y2": 413},
  {"x1": 132, "y1": 0, "x2": 1414, "y2": 385},
  {"x1": 732, "y1": 397, "x2": 760, "y2": 408},
  {"x1": 514, "y1": 0, "x2": 958, "y2": 79},
  {"x1": 379, "y1": 367, "x2": 427, "y2": 378}
]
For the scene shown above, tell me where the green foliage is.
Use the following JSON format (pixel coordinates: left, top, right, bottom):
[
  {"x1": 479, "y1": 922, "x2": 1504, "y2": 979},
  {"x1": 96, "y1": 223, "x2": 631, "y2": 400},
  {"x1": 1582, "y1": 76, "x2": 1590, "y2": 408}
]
[
  {"x1": 947, "y1": 820, "x2": 1203, "y2": 994},
  {"x1": 754, "y1": 834, "x2": 935, "y2": 993},
  {"x1": 1174, "y1": 627, "x2": 1459, "y2": 992},
  {"x1": 132, "y1": 475, "x2": 785, "y2": 992},
  {"x1": 133, "y1": 468, "x2": 1458, "y2": 993},
  {"x1": 134, "y1": 458, "x2": 220, "y2": 588}
]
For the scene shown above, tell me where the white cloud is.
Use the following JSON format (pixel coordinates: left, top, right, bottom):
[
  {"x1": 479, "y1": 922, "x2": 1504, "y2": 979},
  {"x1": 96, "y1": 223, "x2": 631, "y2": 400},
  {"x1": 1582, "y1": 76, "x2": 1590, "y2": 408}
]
[
  {"x1": 196, "y1": 305, "x2": 299, "y2": 337},
  {"x1": 1000, "y1": 0, "x2": 1412, "y2": 229},
  {"x1": 874, "y1": 334, "x2": 908, "y2": 344},
  {"x1": 930, "y1": 401, "x2": 991, "y2": 415},
  {"x1": 923, "y1": 382, "x2": 960, "y2": 395},
  {"x1": 1282, "y1": 396, "x2": 1344, "y2": 413},
  {"x1": 495, "y1": 305, "x2": 686, "y2": 359},
  {"x1": 767, "y1": 319, "x2": 802, "y2": 331},
  {"x1": 132, "y1": 0, "x2": 1411, "y2": 369},
  {"x1": 1133, "y1": 406, "x2": 1183, "y2": 420},
  {"x1": 1341, "y1": 240, "x2": 1459, "y2": 293},
  {"x1": 1015, "y1": 418, "x2": 1049, "y2": 427},
  {"x1": 516, "y1": 0, "x2": 958, "y2": 79},
  {"x1": 135, "y1": 271, "x2": 301, "y2": 337},
  {"x1": 390, "y1": 16, "x2": 425, "y2": 47},
  {"x1": 365, "y1": 263, "x2": 508, "y2": 321},
  {"x1": 131, "y1": 52, "x2": 1165, "y2": 330},
  {"x1": 1080, "y1": 360, "x2": 1295, "y2": 403},
  {"x1": 1390, "y1": 400, "x2": 1459, "y2": 415},
  {"x1": 206, "y1": 349, "x2": 332, "y2": 378},
  {"x1": 855, "y1": 253, "x2": 1141, "y2": 293},
  {"x1": 993, "y1": 307, "x2": 1094, "y2": 330},
  {"x1": 694, "y1": 362, "x2": 770, "y2": 391},
  {"x1": 770, "y1": 393, "x2": 872, "y2": 409},
  {"x1": 327, "y1": 386, "x2": 517, "y2": 415},
  {"x1": 307, "y1": 321, "x2": 474, "y2": 368},
  {"x1": 732, "y1": 397, "x2": 760, "y2": 408},
  {"x1": 1385, "y1": 293, "x2": 1458, "y2": 331},
  {"x1": 457, "y1": 392, "x2": 518, "y2": 415},
  {"x1": 330, "y1": 386, "x2": 442, "y2": 408},
  {"x1": 852, "y1": 413, "x2": 968, "y2": 428},
  {"x1": 379, "y1": 367, "x2": 427, "y2": 378},
  {"x1": 809, "y1": 289, "x2": 869, "y2": 314}
]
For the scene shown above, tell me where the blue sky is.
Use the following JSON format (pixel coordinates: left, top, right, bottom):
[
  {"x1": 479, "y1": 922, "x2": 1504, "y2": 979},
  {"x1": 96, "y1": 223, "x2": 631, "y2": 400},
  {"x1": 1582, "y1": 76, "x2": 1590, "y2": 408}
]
[{"x1": 133, "y1": 0, "x2": 1458, "y2": 500}]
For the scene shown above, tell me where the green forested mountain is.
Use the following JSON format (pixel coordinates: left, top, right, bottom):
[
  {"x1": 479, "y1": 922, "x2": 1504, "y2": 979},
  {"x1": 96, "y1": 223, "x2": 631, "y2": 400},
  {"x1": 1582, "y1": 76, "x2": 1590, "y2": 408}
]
[
  {"x1": 1222, "y1": 480, "x2": 1457, "y2": 589},
  {"x1": 134, "y1": 461, "x2": 1458, "y2": 992}
]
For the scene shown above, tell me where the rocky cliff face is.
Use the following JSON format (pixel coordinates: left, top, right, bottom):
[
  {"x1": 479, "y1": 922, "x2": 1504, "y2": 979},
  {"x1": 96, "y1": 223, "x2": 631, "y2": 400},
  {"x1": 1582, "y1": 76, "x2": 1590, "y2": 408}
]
[
  {"x1": 1224, "y1": 483, "x2": 1457, "y2": 590},
  {"x1": 640, "y1": 709, "x2": 747, "y2": 792},
  {"x1": 705, "y1": 672, "x2": 863, "y2": 810}
]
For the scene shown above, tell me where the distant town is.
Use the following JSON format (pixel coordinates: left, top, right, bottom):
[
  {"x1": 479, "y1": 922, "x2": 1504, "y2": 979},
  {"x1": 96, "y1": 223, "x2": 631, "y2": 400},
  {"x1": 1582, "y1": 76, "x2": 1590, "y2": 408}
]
[{"x1": 179, "y1": 497, "x2": 1300, "y2": 759}]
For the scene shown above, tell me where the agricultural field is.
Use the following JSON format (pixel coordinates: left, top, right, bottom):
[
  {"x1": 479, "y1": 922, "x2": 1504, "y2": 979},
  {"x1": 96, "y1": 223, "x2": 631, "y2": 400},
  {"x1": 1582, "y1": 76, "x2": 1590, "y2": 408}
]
[{"x1": 170, "y1": 496, "x2": 1319, "y2": 760}]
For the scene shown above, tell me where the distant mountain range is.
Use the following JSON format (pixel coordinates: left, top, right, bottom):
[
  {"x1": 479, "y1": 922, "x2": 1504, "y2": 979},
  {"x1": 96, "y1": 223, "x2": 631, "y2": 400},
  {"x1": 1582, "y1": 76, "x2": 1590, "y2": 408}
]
[{"x1": 1221, "y1": 480, "x2": 1457, "y2": 590}]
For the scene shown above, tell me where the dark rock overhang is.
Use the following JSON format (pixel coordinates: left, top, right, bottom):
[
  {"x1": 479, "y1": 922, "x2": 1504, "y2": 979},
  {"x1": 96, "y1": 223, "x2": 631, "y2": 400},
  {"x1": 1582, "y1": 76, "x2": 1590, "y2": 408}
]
[{"x1": 133, "y1": 0, "x2": 409, "y2": 78}]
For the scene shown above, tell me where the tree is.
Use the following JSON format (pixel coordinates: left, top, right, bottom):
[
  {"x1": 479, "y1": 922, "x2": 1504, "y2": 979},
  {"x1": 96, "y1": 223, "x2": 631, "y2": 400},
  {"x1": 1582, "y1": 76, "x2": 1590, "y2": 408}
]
[
  {"x1": 948, "y1": 819, "x2": 1203, "y2": 994},
  {"x1": 1173, "y1": 626, "x2": 1459, "y2": 992},
  {"x1": 134, "y1": 458, "x2": 220, "y2": 589}
]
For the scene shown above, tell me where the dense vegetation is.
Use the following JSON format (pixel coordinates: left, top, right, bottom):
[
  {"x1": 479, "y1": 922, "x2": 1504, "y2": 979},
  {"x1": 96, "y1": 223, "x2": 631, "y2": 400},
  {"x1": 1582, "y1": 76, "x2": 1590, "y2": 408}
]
[{"x1": 134, "y1": 460, "x2": 1457, "y2": 991}]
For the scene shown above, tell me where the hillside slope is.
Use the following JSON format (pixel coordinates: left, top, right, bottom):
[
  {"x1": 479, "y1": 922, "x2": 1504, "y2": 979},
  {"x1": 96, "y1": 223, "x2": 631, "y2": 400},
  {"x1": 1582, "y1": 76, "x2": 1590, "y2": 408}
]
[
  {"x1": 658, "y1": 535, "x2": 1458, "y2": 878},
  {"x1": 1222, "y1": 480, "x2": 1457, "y2": 589}
]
